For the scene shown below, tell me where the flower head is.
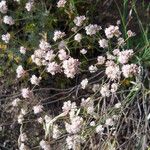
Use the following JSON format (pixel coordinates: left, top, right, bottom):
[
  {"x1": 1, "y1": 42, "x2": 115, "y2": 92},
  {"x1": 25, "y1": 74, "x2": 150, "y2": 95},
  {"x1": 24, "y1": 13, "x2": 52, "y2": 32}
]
[
  {"x1": 62, "y1": 57, "x2": 80, "y2": 78},
  {"x1": 73, "y1": 15, "x2": 86, "y2": 27},
  {"x1": 85, "y1": 24, "x2": 101, "y2": 36},
  {"x1": 0, "y1": 0, "x2": 8, "y2": 14},
  {"x1": 3, "y1": 15, "x2": 14, "y2": 25},
  {"x1": 2, "y1": 33, "x2": 10, "y2": 43},
  {"x1": 16, "y1": 65, "x2": 25, "y2": 78},
  {"x1": 53, "y1": 30, "x2": 65, "y2": 41}
]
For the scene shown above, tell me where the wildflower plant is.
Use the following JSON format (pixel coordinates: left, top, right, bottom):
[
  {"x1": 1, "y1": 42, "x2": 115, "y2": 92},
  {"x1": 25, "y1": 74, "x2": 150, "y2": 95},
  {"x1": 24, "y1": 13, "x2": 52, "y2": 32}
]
[{"x1": 0, "y1": 0, "x2": 149, "y2": 150}]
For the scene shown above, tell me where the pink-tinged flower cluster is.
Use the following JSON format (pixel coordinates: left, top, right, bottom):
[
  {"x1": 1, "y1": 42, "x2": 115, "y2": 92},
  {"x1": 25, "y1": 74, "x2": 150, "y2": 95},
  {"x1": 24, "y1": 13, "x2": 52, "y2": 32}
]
[
  {"x1": 40, "y1": 140, "x2": 50, "y2": 150},
  {"x1": 122, "y1": 64, "x2": 139, "y2": 78},
  {"x1": 80, "y1": 78, "x2": 88, "y2": 89},
  {"x1": 80, "y1": 49, "x2": 87, "y2": 54},
  {"x1": 65, "y1": 115, "x2": 83, "y2": 134},
  {"x1": 16, "y1": 65, "x2": 25, "y2": 78},
  {"x1": 100, "y1": 84, "x2": 110, "y2": 97},
  {"x1": 58, "y1": 49, "x2": 69, "y2": 60},
  {"x1": 96, "y1": 48, "x2": 139, "y2": 81},
  {"x1": 89, "y1": 65, "x2": 98, "y2": 73},
  {"x1": 117, "y1": 49, "x2": 134, "y2": 64},
  {"x1": 25, "y1": 0, "x2": 34, "y2": 11},
  {"x1": 100, "y1": 83, "x2": 119, "y2": 97},
  {"x1": 3, "y1": 15, "x2": 15, "y2": 25},
  {"x1": 105, "y1": 64, "x2": 120, "y2": 80},
  {"x1": 62, "y1": 101, "x2": 77, "y2": 114},
  {"x1": 105, "y1": 25, "x2": 121, "y2": 39},
  {"x1": 0, "y1": 0, "x2": 8, "y2": 14},
  {"x1": 81, "y1": 97, "x2": 94, "y2": 114},
  {"x1": 31, "y1": 39, "x2": 54, "y2": 66},
  {"x1": 53, "y1": 30, "x2": 66, "y2": 41},
  {"x1": 99, "y1": 39, "x2": 108, "y2": 48},
  {"x1": 97, "y1": 56, "x2": 106, "y2": 65},
  {"x1": 74, "y1": 33, "x2": 82, "y2": 42},
  {"x1": 39, "y1": 39, "x2": 51, "y2": 50},
  {"x1": 33, "y1": 105, "x2": 43, "y2": 114},
  {"x1": 2, "y1": 33, "x2": 10, "y2": 43},
  {"x1": 66, "y1": 135, "x2": 83, "y2": 150},
  {"x1": 30, "y1": 75, "x2": 41, "y2": 85},
  {"x1": 127, "y1": 30, "x2": 136, "y2": 37},
  {"x1": 62, "y1": 57, "x2": 80, "y2": 78},
  {"x1": 57, "y1": 0, "x2": 67, "y2": 8},
  {"x1": 85, "y1": 24, "x2": 101, "y2": 36},
  {"x1": 20, "y1": 46, "x2": 27, "y2": 54},
  {"x1": 118, "y1": 37, "x2": 125, "y2": 46},
  {"x1": 21, "y1": 88, "x2": 31, "y2": 99},
  {"x1": 73, "y1": 15, "x2": 86, "y2": 27},
  {"x1": 47, "y1": 61, "x2": 61, "y2": 75},
  {"x1": 52, "y1": 124, "x2": 61, "y2": 139}
]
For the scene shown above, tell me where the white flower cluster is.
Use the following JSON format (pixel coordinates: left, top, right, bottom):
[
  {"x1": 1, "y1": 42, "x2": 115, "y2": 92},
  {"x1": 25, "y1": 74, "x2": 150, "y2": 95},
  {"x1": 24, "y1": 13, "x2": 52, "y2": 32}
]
[
  {"x1": 74, "y1": 33, "x2": 82, "y2": 42},
  {"x1": 105, "y1": 25, "x2": 121, "y2": 39},
  {"x1": 12, "y1": 98, "x2": 21, "y2": 107},
  {"x1": 2, "y1": 33, "x2": 10, "y2": 43},
  {"x1": 80, "y1": 48, "x2": 87, "y2": 54},
  {"x1": 20, "y1": 133, "x2": 28, "y2": 142},
  {"x1": 31, "y1": 39, "x2": 55, "y2": 66},
  {"x1": 92, "y1": 84, "x2": 100, "y2": 92},
  {"x1": 62, "y1": 57, "x2": 80, "y2": 78},
  {"x1": 25, "y1": 0, "x2": 34, "y2": 11},
  {"x1": 52, "y1": 124, "x2": 61, "y2": 139},
  {"x1": 127, "y1": 30, "x2": 136, "y2": 37},
  {"x1": 96, "y1": 124, "x2": 104, "y2": 134},
  {"x1": 53, "y1": 30, "x2": 66, "y2": 41},
  {"x1": 20, "y1": 46, "x2": 27, "y2": 54},
  {"x1": 16, "y1": 65, "x2": 25, "y2": 78},
  {"x1": 47, "y1": 61, "x2": 61, "y2": 75},
  {"x1": 0, "y1": 0, "x2": 7, "y2": 14},
  {"x1": 62, "y1": 100, "x2": 77, "y2": 114},
  {"x1": 117, "y1": 49, "x2": 134, "y2": 64},
  {"x1": 100, "y1": 84, "x2": 110, "y2": 97},
  {"x1": 105, "y1": 64, "x2": 120, "y2": 80},
  {"x1": 39, "y1": 39, "x2": 51, "y2": 50},
  {"x1": 73, "y1": 15, "x2": 86, "y2": 27},
  {"x1": 80, "y1": 78, "x2": 88, "y2": 89},
  {"x1": 30, "y1": 75, "x2": 41, "y2": 85},
  {"x1": 85, "y1": 24, "x2": 101, "y2": 36},
  {"x1": 18, "y1": 108, "x2": 27, "y2": 124},
  {"x1": 21, "y1": 88, "x2": 31, "y2": 99},
  {"x1": 89, "y1": 65, "x2": 98, "y2": 73},
  {"x1": 118, "y1": 37, "x2": 125, "y2": 46},
  {"x1": 81, "y1": 97, "x2": 94, "y2": 114},
  {"x1": 31, "y1": 39, "x2": 80, "y2": 78},
  {"x1": 65, "y1": 115, "x2": 83, "y2": 134},
  {"x1": 33, "y1": 105, "x2": 43, "y2": 114},
  {"x1": 96, "y1": 52, "x2": 138, "y2": 97},
  {"x1": 105, "y1": 49, "x2": 139, "y2": 81},
  {"x1": 3, "y1": 15, "x2": 15, "y2": 25},
  {"x1": 19, "y1": 143, "x2": 29, "y2": 150},
  {"x1": 97, "y1": 56, "x2": 105, "y2": 65},
  {"x1": 58, "y1": 49, "x2": 69, "y2": 60},
  {"x1": 66, "y1": 135, "x2": 83, "y2": 150},
  {"x1": 99, "y1": 39, "x2": 108, "y2": 48},
  {"x1": 122, "y1": 64, "x2": 139, "y2": 78},
  {"x1": 40, "y1": 140, "x2": 51, "y2": 150},
  {"x1": 57, "y1": 0, "x2": 67, "y2": 8}
]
